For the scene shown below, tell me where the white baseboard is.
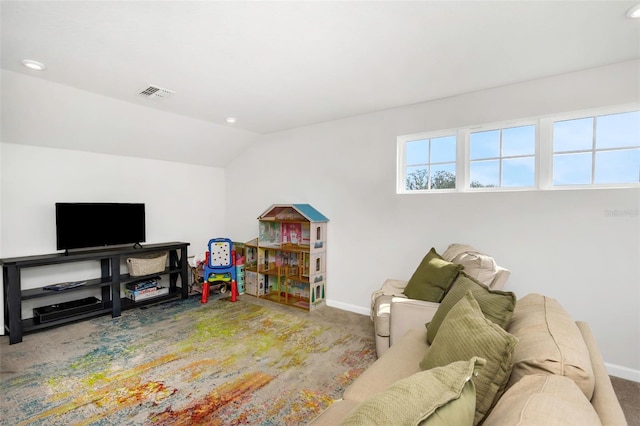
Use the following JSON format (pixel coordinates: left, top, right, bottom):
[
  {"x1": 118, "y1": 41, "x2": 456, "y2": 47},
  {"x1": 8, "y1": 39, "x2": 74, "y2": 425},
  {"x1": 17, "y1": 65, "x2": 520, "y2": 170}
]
[
  {"x1": 606, "y1": 362, "x2": 640, "y2": 383},
  {"x1": 326, "y1": 299, "x2": 369, "y2": 316}
]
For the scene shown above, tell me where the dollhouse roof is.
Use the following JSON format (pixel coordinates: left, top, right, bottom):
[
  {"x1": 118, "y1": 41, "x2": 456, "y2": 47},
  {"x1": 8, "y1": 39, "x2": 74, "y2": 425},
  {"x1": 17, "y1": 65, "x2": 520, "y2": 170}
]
[{"x1": 258, "y1": 204, "x2": 329, "y2": 223}]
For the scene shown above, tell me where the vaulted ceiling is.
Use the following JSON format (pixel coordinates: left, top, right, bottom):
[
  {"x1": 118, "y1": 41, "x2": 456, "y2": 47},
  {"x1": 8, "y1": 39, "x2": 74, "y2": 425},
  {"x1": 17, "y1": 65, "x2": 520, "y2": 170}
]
[{"x1": 2, "y1": 1, "x2": 639, "y2": 153}]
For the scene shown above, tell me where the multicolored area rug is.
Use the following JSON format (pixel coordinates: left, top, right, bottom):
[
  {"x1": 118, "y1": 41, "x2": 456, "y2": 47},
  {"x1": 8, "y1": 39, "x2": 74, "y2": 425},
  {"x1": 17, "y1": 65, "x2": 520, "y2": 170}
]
[{"x1": 0, "y1": 296, "x2": 376, "y2": 425}]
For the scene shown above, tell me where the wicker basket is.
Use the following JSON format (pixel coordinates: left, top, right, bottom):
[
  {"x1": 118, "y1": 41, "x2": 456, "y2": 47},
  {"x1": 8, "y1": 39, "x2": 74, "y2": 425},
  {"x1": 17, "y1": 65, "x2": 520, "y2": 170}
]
[{"x1": 126, "y1": 251, "x2": 168, "y2": 276}]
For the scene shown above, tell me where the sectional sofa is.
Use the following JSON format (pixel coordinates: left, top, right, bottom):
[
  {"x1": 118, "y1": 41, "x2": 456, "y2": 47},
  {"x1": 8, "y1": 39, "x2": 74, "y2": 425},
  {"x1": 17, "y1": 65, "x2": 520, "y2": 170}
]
[
  {"x1": 311, "y1": 245, "x2": 627, "y2": 425},
  {"x1": 312, "y1": 292, "x2": 627, "y2": 425}
]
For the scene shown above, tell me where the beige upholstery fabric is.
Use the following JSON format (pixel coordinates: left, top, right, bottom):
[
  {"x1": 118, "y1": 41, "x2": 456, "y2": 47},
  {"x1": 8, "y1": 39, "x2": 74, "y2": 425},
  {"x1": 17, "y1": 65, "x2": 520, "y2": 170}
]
[
  {"x1": 308, "y1": 399, "x2": 360, "y2": 426},
  {"x1": 442, "y1": 244, "x2": 498, "y2": 286},
  {"x1": 344, "y1": 328, "x2": 427, "y2": 403},
  {"x1": 576, "y1": 321, "x2": 628, "y2": 426},
  {"x1": 483, "y1": 374, "x2": 602, "y2": 426},
  {"x1": 371, "y1": 279, "x2": 408, "y2": 320},
  {"x1": 389, "y1": 297, "x2": 440, "y2": 346},
  {"x1": 507, "y1": 293, "x2": 595, "y2": 400}
]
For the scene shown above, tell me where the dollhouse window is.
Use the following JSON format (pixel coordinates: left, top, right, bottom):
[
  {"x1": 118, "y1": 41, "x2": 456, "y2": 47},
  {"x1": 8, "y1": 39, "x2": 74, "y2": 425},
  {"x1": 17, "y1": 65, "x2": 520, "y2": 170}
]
[
  {"x1": 316, "y1": 258, "x2": 321, "y2": 272},
  {"x1": 316, "y1": 226, "x2": 321, "y2": 241}
]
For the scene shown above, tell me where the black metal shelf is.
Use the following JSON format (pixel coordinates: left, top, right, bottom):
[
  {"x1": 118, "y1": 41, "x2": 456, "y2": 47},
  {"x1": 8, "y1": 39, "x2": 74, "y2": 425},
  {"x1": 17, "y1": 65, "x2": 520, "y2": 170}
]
[
  {"x1": 121, "y1": 289, "x2": 183, "y2": 310},
  {"x1": 21, "y1": 277, "x2": 113, "y2": 300},
  {"x1": 1, "y1": 242, "x2": 190, "y2": 344}
]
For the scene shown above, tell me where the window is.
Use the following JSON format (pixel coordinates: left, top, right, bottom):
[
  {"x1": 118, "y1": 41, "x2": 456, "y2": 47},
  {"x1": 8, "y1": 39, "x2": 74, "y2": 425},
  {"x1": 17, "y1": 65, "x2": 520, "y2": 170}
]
[
  {"x1": 397, "y1": 105, "x2": 639, "y2": 193},
  {"x1": 552, "y1": 111, "x2": 640, "y2": 186},
  {"x1": 469, "y1": 125, "x2": 536, "y2": 188},
  {"x1": 403, "y1": 134, "x2": 457, "y2": 191}
]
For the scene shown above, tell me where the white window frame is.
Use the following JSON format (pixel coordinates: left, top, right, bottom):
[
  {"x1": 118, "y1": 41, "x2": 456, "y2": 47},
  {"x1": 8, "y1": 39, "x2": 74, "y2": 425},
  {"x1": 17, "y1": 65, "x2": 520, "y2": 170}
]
[
  {"x1": 397, "y1": 129, "x2": 459, "y2": 194},
  {"x1": 396, "y1": 103, "x2": 640, "y2": 194},
  {"x1": 463, "y1": 120, "x2": 538, "y2": 191},
  {"x1": 545, "y1": 105, "x2": 640, "y2": 190}
]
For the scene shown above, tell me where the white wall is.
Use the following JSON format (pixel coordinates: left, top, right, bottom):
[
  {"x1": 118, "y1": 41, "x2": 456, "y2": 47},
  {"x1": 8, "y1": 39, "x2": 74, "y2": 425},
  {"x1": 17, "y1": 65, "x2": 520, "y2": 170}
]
[
  {"x1": 225, "y1": 60, "x2": 640, "y2": 380},
  {"x1": 0, "y1": 143, "x2": 225, "y2": 325}
]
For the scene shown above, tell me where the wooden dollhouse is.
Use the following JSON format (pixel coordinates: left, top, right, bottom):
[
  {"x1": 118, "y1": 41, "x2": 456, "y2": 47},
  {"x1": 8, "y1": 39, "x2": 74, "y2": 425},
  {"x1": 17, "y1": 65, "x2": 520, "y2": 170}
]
[{"x1": 244, "y1": 204, "x2": 328, "y2": 311}]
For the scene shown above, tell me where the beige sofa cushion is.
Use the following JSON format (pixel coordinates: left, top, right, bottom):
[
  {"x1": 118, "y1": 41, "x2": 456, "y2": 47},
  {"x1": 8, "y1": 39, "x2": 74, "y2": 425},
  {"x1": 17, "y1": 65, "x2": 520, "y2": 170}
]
[
  {"x1": 341, "y1": 358, "x2": 484, "y2": 426},
  {"x1": 309, "y1": 400, "x2": 360, "y2": 426},
  {"x1": 507, "y1": 293, "x2": 595, "y2": 400},
  {"x1": 420, "y1": 292, "x2": 518, "y2": 426},
  {"x1": 344, "y1": 328, "x2": 428, "y2": 402},
  {"x1": 483, "y1": 374, "x2": 602, "y2": 426},
  {"x1": 442, "y1": 244, "x2": 499, "y2": 286}
]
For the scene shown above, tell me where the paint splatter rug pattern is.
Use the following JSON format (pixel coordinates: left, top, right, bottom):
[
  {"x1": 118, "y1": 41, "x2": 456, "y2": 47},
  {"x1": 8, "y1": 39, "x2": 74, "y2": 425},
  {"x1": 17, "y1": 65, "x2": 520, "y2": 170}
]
[{"x1": 1, "y1": 297, "x2": 376, "y2": 425}]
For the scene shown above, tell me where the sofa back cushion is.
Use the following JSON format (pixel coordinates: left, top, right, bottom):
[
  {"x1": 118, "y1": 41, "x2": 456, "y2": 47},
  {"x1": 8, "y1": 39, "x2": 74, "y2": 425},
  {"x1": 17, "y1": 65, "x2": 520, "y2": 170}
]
[
  {"x1": 442, "y1": 244, "x2": 499, "y2": 287},
  {"x1": 506, "y1": 293, "x2": 595, "y2": 400},
  {"x1": 483, "y1": 374, "x2": 602, "y2": 426}
]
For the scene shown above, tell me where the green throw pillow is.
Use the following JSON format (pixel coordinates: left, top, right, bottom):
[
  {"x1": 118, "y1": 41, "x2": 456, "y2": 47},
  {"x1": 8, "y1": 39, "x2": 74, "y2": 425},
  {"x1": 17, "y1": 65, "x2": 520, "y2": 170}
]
[
  {"x1": 403, "y1": 248, "x2": 464, "y2": 303},
  {"x1": 341, "y1": 357, "x2": 485, "y2": 426},
  {"x1": 420, "y1": 291, "x2": 518, "y2": 426},
  {"x1": 426, "y1": 272, "x2": 516, "y2": 345}
]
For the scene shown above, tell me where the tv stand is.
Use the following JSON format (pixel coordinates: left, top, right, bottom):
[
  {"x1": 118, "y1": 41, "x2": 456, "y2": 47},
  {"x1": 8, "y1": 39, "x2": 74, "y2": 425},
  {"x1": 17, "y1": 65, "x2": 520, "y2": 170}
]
[{"x1": 1, "y1": 242, "x2": 189, "y2": 344}]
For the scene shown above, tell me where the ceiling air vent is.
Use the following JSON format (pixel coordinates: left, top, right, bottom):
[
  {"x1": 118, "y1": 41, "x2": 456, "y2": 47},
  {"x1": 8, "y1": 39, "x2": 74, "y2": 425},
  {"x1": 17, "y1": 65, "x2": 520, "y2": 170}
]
[{"x1": 139, "y1": 85, "x2": 175, "y2": 99}]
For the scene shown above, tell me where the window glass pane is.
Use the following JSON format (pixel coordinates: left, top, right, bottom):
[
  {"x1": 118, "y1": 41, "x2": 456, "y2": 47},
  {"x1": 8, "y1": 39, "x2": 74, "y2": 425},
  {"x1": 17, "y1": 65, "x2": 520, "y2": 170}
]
[
  {"x1": 554, "y1": 117, "x2": 593, "y2": 152},
  {"x1": 470, "y1": 160, "x2": 499, "y2": 188},
  {"x1": 502, "y1": 157, "x2": 535, "y2": 187},
  {"x1": 596, "y1": 111, "x2": 640, "y2": 149},
  {"x1": 430, "y1": 163, "x2": 456, "y2": 189},
  {"x1": 406, "y1": 139, "x2": 429, "y2": 165},
  {"x1": 470, "y1": 130, "x2": 500, "y2": 160},
  {"x1": 595, "y1": 149, "x2": 640, "y2": 184},
  {"x1": 405, "y1": 166, "x2": 429, "y2": 190},
  {"x1": 430, "y1": 135, "x2": 456, "y2": 163},
  {"x1": 553, "y1": 152, "x2": 592, "y2": 185},
  {"x1": 503, "y1": 125, "x2": 535, "y2": 157}
]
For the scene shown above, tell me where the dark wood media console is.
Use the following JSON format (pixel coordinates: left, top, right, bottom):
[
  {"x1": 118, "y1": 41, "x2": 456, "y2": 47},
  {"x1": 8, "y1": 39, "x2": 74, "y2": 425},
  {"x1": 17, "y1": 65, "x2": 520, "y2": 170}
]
[{"x1": 1, "y1": 242, "x2": 190, "y2": 344}]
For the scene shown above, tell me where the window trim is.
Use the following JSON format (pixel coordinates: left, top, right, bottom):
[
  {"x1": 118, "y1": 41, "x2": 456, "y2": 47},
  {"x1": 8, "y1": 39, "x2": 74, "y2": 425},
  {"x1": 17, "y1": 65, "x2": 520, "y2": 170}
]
[{"x1": 397, "y1": 103, "x2": 640, "y2": 194}]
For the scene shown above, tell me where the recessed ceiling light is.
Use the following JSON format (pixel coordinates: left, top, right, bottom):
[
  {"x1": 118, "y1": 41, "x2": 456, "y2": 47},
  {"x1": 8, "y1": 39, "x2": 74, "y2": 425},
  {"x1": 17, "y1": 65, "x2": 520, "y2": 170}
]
[
  {"x1": 21, "y1": 59, "x2": 47, "y2": 71},
  {"x1": 226, "y1": 117, "x2": 237, "y2": 124},
  {"x1": 626, "y1": 3, "x2": 640, "y2": 18}
]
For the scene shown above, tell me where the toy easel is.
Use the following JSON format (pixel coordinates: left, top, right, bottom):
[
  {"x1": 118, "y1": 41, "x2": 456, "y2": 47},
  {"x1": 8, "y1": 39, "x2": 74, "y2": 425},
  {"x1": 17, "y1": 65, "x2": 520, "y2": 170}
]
[{"x1": 201, "y1": 238, "x2": 239, "y2": 303}]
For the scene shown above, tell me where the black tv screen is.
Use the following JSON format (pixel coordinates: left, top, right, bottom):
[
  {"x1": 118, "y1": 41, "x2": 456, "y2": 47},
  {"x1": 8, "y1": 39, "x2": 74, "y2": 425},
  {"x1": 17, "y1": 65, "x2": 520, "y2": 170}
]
[{"x1": 56, "y1": 203, "x2": 146, "y2": 250}]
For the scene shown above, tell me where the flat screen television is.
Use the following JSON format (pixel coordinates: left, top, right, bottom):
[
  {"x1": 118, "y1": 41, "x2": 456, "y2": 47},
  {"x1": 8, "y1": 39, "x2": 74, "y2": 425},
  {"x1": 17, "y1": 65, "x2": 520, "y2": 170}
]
[{"x1": 56, "y1": 203, "x2": 146, "y2": 251}]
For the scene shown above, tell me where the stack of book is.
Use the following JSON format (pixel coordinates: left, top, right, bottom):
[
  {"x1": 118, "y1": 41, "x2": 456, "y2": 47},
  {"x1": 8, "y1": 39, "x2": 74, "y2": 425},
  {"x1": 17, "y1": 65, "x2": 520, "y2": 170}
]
[{"x1": 124, "y1": 277, "x2": 168, "y2": 302}]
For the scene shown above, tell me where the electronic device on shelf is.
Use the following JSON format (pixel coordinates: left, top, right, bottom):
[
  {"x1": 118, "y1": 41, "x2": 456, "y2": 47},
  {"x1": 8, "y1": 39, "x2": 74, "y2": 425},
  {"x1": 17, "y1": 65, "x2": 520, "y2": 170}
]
[{"x1": 55, "y1": 202, "x2": 146, "y2": 253}]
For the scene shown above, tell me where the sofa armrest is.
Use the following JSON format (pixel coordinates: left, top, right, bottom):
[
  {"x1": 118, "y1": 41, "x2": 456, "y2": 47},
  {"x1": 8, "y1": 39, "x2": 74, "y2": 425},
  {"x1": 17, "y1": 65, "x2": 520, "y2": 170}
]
[
  {"x1": 576, "y1": 321, "x2": 628, "y2": 425},
  {"x1": 370, "y1": 279, "x2": 409, "y2": 320},
  {"x1": 389, "y1": 297, "x2": 440, "y2": 346}
]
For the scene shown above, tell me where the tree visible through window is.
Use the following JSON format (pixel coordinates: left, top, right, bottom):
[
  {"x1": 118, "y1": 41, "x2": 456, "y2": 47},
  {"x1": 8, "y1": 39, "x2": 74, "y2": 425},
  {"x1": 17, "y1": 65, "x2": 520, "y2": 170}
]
[
  {"x1": 398, "y1": 106, "x2": 639, "y2": 193},
  {"x1": 405, "y1": 135, "x2": 456, "y2": 190}
]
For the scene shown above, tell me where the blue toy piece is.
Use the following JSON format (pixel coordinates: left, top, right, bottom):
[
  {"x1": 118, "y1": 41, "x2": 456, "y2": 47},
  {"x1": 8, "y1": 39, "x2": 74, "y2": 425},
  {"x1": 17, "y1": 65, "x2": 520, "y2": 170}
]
[{"x1": 204, "y1": 238, "x2": 236, "y2": 294}]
